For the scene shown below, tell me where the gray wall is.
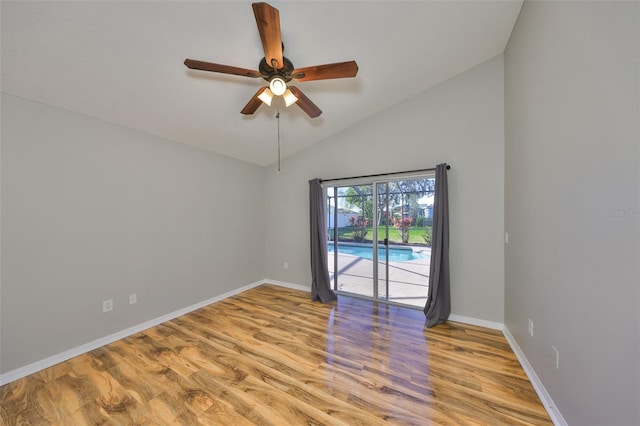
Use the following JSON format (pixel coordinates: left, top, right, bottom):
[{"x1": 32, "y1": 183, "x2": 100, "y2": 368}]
[
  {"x1": 263, "y1": 56, "x2": 506, "y2": 323},
  {"x1": 1, "y1": 94, "x2": 265, "y2": 373},
  {"x1": 504, "y1": 2, "x2": 639, "y2": 425}
]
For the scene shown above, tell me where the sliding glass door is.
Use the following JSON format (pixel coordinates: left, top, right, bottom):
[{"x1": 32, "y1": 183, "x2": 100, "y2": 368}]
[
  {"x1": 325, "y1": 173, "x2": 435, "y2": 308},
  {"x1": 327, "y1": 184, "x2": 375, "y2": 297}
]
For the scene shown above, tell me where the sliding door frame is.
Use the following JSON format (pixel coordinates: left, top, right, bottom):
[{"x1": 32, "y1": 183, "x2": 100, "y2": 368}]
[{"x1": 323, "y1": 170, "x2": 435, "y2": 308}]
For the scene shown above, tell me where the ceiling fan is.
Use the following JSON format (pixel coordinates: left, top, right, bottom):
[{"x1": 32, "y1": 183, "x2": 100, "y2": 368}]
[{"x1": 184, "y1": 2, "x2": 358, "y2": 118}]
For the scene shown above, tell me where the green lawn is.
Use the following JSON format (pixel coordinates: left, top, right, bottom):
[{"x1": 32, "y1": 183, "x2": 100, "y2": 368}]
[{"x1": 333, "y1": 226, "x2": 431, "y2": 245}]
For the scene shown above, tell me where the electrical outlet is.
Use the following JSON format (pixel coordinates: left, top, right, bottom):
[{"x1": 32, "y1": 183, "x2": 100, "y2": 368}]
[
  {"x1": 129, "y1": 293, "x2": 137, "y2": 305},
  {"x1": 103, "y1": 299, "x2": 113, "y2": 313},
  {"x1": 505, "y1": 232, "x2": 509, "y2": 244},
  {"x1": 528, "y1": 318, "x2": 534, "y2": 337},
  {"x1": 552, "y1": 346, "x2": 560, "y2": 369},
  {"x1": 283, "y1": 262, "x2": 288, "y2": 270}
]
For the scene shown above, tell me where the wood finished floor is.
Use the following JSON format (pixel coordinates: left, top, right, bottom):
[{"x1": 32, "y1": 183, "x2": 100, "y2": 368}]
[{"x1": 1, "y1": 284, "x2": 552, "y2": 425}]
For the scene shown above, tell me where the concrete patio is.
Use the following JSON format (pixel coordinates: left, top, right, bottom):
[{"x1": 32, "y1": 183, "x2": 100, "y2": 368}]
[{"x1": 327, "y1": 248, "x2": 431, "y2": 308}]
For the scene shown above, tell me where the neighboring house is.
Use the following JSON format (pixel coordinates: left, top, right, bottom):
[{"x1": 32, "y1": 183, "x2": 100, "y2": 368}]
[
  {"x1": 418, "y1": 194, "x2": 434, "y2": 219},
  {"x1": 327, "y1": 206, "x2": 360, "y2": 229}
]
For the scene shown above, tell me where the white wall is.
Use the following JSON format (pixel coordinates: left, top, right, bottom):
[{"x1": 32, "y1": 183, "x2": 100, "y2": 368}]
[
  {"x1": 0, "y1": 94, "x2": 265, "y2": 373},
  {"x1": 504, "y1": 1, "x2": 639, "y2": 425},
  {"x1": 263, "y1": 56, "x2": 506, "y2": 323}
]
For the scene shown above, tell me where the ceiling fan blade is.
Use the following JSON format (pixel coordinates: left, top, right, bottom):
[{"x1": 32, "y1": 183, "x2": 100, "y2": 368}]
[
  {"x1": 288, "y1": 86, "x2": 322, "y2": 118},
  {"x1": 292, "y1": 61, "x2": 359, "y2": 82},
  {"x1": 241, "y1": 87, "x2": 269, "y2": 115},
  {"x1": 252, "y1": 2, "x2": 284, "y2": 70},
  {"x1": 184, "y1": 59, "x2": 262, "y2": 78}
]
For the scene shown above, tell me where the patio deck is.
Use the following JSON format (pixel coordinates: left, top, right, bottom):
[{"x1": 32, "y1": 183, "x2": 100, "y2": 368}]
[{"x1": 327, "y1": 248, "x2": 430, "y2": 308}]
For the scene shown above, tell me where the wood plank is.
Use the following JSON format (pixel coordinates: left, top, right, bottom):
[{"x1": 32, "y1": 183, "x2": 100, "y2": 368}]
[{"x1": 0, "y1": 284, "x2": 552, "y2": 425}]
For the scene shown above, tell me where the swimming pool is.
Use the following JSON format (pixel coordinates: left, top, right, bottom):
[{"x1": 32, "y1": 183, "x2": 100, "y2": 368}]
[{"x1": 327, "y1": 244, "x2": 427, "y2": 262}]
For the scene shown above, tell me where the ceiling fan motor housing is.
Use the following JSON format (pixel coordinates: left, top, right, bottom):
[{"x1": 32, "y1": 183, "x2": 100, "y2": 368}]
[{"x1": 259, "y1": 56, "x2": 295, "y2": 82}]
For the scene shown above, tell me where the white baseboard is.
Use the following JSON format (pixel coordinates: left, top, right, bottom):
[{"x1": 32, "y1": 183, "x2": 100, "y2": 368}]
[
  {"x1": 448, "y1": 314, "x2": 503, "y2": 330},
  {"x1": 262, "y1": 279, "x2": 310, "y2": 293},
  {"x1": 502, "y1": 326, "x2": 567, "y2": 426},
  {"x1": 0, "y1": 279, "x2": 266, "y2": 386}
]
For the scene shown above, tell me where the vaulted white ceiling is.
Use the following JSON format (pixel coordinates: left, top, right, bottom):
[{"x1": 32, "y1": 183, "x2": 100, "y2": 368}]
[{"x1": 1, "y1": 1, "x2": 522, "y2": 166}]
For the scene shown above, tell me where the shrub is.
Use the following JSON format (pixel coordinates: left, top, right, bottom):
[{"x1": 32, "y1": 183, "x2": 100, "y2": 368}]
[
  {"x1": 348, "y1": 216, "x2": 370, "y2": 242},
  {"x1": 392, "y1": 216, "x2": 413, "y2": 244},
  {"x1": 422, "y1": 227, "x2": 432, "y2": 247}
]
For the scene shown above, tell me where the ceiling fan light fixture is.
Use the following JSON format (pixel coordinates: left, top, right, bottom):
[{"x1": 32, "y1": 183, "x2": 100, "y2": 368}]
[
  {"x1": 257, "y1": 87, "x2": 274, "y2": 106},
  {"x1": 269, "y1": 77, "x2": 287, "y2": 96},
  {"x1": 283, "y1": 89, "x2": 298, "y2": 107}
]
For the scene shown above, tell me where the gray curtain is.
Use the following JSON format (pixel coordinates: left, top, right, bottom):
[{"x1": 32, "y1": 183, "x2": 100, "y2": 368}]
[
  {"x1": 423, "y1": 164, "x2": 450, "y2": 327},
  {"x1": 309, "y1": 179, "x2": 337, "y2": 303}
]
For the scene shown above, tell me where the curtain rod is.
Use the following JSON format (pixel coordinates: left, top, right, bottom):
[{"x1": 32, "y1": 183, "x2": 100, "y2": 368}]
[{"x1": 319, "y1": 164, "x2": 450, "y2": 184}]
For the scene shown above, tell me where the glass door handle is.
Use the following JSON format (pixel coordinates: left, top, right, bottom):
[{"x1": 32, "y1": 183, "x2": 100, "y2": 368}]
[{"x1": 383, "y1": 238, "x2": 389, "y2": 246}]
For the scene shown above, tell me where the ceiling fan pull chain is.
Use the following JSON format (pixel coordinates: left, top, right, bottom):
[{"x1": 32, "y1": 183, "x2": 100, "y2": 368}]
[{"x1": 276, "y1": 109, "x2": 281, "y2": 174}]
